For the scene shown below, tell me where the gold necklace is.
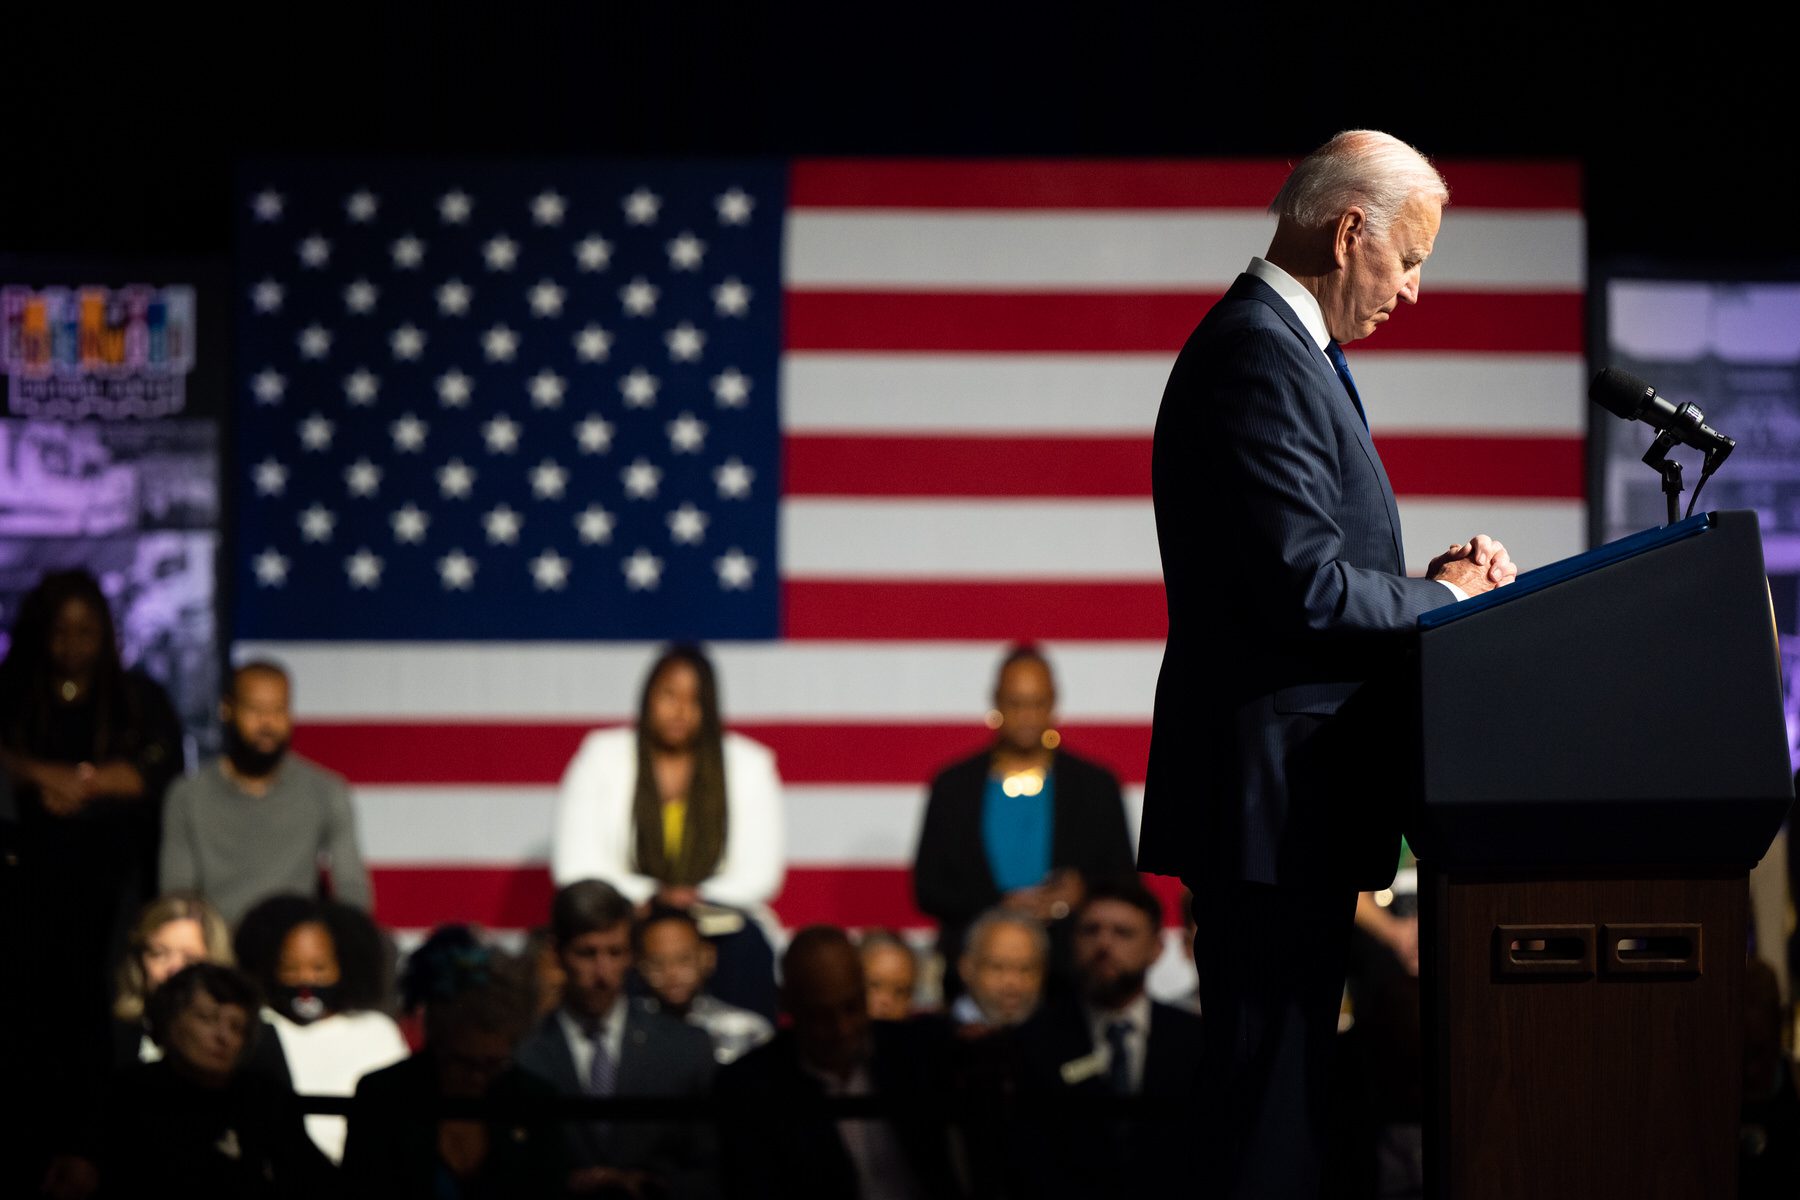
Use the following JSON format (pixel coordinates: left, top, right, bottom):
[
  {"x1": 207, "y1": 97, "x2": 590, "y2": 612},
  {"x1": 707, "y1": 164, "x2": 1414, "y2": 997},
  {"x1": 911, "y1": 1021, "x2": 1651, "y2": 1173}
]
[{"x1": 1000, "y1": 768, "x2": 1045, "y2": 798}]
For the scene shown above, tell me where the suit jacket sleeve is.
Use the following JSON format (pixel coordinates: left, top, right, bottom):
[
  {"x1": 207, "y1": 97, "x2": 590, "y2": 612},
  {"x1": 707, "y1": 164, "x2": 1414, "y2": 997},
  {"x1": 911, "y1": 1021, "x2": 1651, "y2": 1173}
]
[
  {"x1": 1198, "y1": 322, "x2": 1446, "y2": 638},
  {"x1": 912, "y1": 759, "x2": 999, "y2": 925}
]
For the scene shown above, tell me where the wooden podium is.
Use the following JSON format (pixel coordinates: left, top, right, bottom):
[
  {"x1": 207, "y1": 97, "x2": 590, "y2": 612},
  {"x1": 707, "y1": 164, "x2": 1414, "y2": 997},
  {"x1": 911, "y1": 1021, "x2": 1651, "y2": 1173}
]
[{"x1": 1343, "y1": 511, "x2": 1793, "y2": 1198}]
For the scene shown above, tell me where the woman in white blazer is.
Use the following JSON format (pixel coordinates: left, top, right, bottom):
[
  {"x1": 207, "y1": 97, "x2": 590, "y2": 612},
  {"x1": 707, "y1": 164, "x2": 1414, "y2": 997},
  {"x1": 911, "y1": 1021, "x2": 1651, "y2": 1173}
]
[{"x1": 551, "y1": 644, "x2": 784, "y2": 1016}]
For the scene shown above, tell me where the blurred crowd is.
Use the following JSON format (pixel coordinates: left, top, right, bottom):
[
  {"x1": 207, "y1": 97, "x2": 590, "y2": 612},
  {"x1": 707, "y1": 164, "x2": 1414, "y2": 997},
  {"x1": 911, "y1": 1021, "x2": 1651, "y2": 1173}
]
[{"x1": 1, "y1": 566, "x2": 1795, "y2": 1198}]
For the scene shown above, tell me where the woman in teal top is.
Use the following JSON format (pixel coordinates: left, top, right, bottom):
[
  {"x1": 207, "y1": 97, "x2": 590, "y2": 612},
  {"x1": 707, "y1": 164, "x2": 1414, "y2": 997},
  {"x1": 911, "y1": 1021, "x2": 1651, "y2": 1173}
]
[{"x1": 914, "y1": 645, "x2": 1138, "y2": 997}]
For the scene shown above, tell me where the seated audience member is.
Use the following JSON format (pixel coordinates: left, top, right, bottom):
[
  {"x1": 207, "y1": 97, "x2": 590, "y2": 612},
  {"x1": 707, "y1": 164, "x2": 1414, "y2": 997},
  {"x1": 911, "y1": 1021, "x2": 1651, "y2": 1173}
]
[
  {"x1": 344, "y1": 925, "x2": 563, "y2": 1196},
  {"x1": 516, "y1": 879, "x2": 718, "y2": 1198},
  {"x1": 0, "y1": 570, "x2": 184, "y2": 1195},
  {"x1": 235, "y1": 895, "x2": 409, "y2": 1164},
  {"x1": 637, "y1": 906, "x2": 773, "y2": 1065},
  {"x1": 103, "y1": 963, "x2": 333, "y2": 1198},
  {"x1": 111, "y1": 891, "x2": 288, "y2": 1073},
  {"x1": 43, "y1": 892, "x2": 264, "y2": 1200},
  {"x1": 160, "y1": 660, "x2": 371, "y2": 926},
  {"x1": 914, "y1": 644, "x2": 1135, "y2": 998},
  {"x1": 858, "y1": 929, "x2": 919, "y2": 1021},
  {"x1": 1014, "y1": 877, "x2": 1203, "y2": 1195},
  {"x1": 951, "y1": 909, "x2": 1047, "y2": 1032},
  {"x1": 552, "y1": 643, "x2": 783, "y2": 1018},
  {"x1": 715, "y1": 926, "x2": 959, "y2": 1200}
]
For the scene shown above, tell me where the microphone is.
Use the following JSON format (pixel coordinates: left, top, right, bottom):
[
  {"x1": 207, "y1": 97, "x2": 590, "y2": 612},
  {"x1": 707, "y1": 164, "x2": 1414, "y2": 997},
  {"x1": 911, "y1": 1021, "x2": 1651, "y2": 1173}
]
[{"x1": 1589, "y1": 367, "x2": 1736, "y2": 459}]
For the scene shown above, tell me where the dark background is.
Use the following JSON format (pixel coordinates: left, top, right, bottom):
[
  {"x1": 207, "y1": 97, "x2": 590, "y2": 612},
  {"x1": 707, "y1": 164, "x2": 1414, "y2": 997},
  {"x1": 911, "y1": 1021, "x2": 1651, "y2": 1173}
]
[{"x1": 4, "y1": 9, "x2": 1795, "y2": 268}]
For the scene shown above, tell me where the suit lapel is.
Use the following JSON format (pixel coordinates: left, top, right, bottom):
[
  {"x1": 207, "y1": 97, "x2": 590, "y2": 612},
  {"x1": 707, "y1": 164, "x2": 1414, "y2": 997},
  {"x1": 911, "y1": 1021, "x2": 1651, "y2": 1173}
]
[
  {"x1": 615, "y1": 1004, "x2": 657, "y2": 1095},
  {"x1": 1237, "y1": 274, "x2": 1408, "y2": 571}
]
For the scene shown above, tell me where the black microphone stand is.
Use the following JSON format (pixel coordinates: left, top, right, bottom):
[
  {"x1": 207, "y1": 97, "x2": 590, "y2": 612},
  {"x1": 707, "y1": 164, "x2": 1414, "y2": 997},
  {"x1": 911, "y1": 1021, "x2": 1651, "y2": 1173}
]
[{"x1": 1642, "y1": 431, "x2": 1685, "y2": 526}]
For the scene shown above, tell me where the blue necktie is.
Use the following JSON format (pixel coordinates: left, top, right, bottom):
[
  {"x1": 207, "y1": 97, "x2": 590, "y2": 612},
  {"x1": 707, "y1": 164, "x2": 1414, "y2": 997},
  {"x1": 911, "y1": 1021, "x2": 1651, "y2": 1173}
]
[
  {"x1": 1325, "y1": 340, "x2": 1368, "y2": 429},
  {"x1": 1105, "y1": 1020, "x2": 1134, "y2": 1095}
]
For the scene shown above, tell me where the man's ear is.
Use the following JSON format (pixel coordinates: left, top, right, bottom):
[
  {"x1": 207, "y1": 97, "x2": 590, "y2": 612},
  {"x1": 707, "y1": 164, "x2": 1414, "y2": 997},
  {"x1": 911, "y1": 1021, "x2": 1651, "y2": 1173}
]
[{"x1": 1333, "y1": 206, "x2": 1366, "y2": 268}]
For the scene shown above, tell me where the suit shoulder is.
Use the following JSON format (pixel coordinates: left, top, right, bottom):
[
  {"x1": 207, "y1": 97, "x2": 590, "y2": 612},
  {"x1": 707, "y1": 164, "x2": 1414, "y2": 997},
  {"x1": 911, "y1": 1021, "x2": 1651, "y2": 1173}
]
[
  {"x1": 1051, "y1": 750, "x2": 1121, "y2": 792},
  {"x1": 631, "y1": 999, "x2": 714, "y2": 1060},
  {"x1": 929, "y1": 748, "x2": 991, "y2": 791},
  {"x1": 1150, "y1": 1000, "x2": 1205, "y2": 1042}
]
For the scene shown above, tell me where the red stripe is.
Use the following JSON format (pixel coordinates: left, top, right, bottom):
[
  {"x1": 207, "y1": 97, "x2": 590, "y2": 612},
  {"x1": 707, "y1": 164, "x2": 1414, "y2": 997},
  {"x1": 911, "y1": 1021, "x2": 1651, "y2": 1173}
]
[
  {"x1": 791, "y1": 159, "x2": 1294, "y2": 209},
  {"x1": 783, "y1": 433, "x2": 1583, "y2": 499},
  {"x1": 785, "y1": 435, "x2": 1151, "y2": 496},
  {"x1": 783, "y1": 291, "x2": 1584, "y2": 354},
  {"x1": 1436, "y1": 162, "x2": 1583, "y2": 210},
  {"x1": 369, "y1": 865, "x2": 1190, "y2": 932},
  {"x1": 789, "y1": 159, "x2": 1581, "y2": 211},
  {"x1": 1377, "y1": 434, "x2": 1585, "y2": 499},
  {"x1": 293, "y1": 721, "x2": 1153, "y2": 787},
  {"x1": 782, "y1": 580, "x2": 1167, "y2": 641}
]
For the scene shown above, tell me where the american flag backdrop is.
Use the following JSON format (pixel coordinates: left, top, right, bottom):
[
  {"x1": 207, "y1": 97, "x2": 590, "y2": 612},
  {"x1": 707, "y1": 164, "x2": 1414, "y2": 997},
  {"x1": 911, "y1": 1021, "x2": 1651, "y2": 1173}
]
[{"x1": 233, "y1": 159, "x2": 1586, "y2": 941}]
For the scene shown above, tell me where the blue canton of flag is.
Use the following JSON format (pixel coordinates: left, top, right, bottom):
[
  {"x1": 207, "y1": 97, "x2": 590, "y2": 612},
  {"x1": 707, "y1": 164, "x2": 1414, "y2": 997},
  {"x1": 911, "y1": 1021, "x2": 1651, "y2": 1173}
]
[{"x1": 234, "y1": 161, "x2": 784, "y2": 640}]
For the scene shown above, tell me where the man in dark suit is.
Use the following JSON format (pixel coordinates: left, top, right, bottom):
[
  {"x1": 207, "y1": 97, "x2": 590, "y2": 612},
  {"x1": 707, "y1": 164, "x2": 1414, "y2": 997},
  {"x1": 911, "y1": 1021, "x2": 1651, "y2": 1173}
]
[
  {"x1": 714, "y1": 926, "x2": 958, "y2": 1200},
  {"x1": 1135, "y1": 129, "x2": 1517, "y2": 1197},
  {"x1": 515, "y1": 878, "x2": 718, "y2": 1198},
  {"x1": 1011, "y1": 877, "x2": 1204, "y2": 1196}
]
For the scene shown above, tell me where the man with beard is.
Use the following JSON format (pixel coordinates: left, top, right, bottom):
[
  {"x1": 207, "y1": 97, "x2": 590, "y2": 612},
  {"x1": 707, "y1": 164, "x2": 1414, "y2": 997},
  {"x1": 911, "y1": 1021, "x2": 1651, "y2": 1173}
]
[
  {"x1": 160, "y1": 661, "x2": 370, "y2": 926},
  {"x1": 1013, "y1": 877, "x2": 1203, "y2": 1195}
]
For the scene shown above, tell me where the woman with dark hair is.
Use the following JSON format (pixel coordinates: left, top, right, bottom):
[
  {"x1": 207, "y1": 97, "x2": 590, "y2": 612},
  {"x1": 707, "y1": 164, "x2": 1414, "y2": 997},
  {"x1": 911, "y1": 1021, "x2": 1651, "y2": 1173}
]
[
  {"x1": 233, "y1": 895, "x2": 408, "y2": 1164},
  {"x1": 914, "y1": 644, "x2": 1137, "y2": 999},
  {"x1": 103, "y1": 962, "x2": 333, "y2": 1197},
  {"x1": 0, "y1": 569, "x2": 184, "y2": 1195},
  {"x1": 551, "y1": 643, "x2": 783, "y2": 1015},
  {"x1": 343, "y1": 925, "x2": 563, "y2": 1196}
]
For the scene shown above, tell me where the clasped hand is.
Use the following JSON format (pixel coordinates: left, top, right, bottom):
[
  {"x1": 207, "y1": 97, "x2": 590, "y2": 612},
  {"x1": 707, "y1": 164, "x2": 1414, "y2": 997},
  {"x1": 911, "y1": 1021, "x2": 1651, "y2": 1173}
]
[{"x1": 1427, "y1": 533, "x2": 1516, "y2": 595}]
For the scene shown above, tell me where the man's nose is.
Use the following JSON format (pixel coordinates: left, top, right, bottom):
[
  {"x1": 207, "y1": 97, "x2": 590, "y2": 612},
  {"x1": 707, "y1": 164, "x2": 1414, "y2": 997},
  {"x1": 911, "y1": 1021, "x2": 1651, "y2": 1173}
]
[{"x1": 1400, "y1": 270, "x2": 1422, "y2": 304}]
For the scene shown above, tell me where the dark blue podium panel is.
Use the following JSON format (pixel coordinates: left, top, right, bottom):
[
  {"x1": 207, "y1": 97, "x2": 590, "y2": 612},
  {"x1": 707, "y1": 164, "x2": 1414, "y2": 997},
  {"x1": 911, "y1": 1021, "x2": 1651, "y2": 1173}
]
[{"x1": 1402, "y1": 511, "x2": 1790, "y2": 870}]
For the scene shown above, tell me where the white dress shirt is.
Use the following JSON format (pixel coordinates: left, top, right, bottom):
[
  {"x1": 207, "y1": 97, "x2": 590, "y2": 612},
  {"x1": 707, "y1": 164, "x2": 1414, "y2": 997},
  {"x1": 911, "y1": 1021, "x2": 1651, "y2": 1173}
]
[
  {"x1": 557, "y1": 997, "x2": 628, "y2": 1090},
  {"x1": 1084, "y1": 992, "x2": 1153, "y2": 1095}
]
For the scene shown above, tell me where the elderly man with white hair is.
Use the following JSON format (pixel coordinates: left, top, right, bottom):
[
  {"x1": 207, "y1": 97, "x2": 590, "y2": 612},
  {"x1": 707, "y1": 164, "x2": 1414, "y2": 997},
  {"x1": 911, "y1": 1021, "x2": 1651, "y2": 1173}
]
[{"x1": 1137, "y1": 130, "x2": 1518, "y2": 1196}]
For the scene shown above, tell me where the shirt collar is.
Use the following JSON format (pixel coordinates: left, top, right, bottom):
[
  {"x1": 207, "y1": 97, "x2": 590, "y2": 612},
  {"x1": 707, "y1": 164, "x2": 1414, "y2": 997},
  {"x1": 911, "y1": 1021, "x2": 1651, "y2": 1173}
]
[
  {"x1": 560, "y1": 995, "x2": 627, "y2": 1042},
  {"x1": 1246, "y1": 256, "x2": 1330, "y2": 351},
  {"x1": 1084, "y1": 991, "x2": 1152, "y2": 1040}
]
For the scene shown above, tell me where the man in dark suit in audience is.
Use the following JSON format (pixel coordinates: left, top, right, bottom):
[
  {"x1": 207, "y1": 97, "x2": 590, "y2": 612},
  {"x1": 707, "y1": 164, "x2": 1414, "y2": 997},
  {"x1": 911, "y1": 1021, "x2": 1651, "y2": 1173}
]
[
  {"x1": 1013, "y1": 877, "x2": 1202, "y2": 1195},
  {"x1": 714, "y1": 926, "x2": 958, "y2": 1200},
  {"x1": 1135, "y1": 129, "x2": 1518, "y2": 1196},
  {"x1": 516, "y1": 878, "x2": 718, "y2": 1198}
]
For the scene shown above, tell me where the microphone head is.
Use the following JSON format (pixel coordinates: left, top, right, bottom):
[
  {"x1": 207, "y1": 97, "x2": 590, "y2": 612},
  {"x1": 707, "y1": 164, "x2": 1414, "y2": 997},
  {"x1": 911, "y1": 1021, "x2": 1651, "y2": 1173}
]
[{"x1": 1590, "y1": 367, "x2": 1656, "y2": 421}]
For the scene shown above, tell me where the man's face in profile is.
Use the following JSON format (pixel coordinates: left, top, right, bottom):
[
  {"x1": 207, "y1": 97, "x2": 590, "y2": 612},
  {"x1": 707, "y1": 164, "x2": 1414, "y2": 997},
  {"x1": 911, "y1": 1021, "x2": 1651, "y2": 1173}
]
[{"x1": 1330, "y1": 192, "x2": 1442, "y2": 344}]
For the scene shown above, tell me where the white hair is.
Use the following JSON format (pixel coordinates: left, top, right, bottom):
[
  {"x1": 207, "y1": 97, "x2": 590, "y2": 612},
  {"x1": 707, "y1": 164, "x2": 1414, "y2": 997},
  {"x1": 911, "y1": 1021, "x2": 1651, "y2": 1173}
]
[
  {"x1": 1269, "y1": 129, "x2": 1449, "y2": 236},
  {"x1": 963, "y1": 908, "x2": 1048, "y2": 966}
]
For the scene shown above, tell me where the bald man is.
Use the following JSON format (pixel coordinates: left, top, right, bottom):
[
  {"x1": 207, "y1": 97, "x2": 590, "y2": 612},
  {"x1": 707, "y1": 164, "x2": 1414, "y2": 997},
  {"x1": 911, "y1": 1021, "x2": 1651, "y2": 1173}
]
[{"x1": 715, "y1": 928, "x2": 956, "y2": 1199}]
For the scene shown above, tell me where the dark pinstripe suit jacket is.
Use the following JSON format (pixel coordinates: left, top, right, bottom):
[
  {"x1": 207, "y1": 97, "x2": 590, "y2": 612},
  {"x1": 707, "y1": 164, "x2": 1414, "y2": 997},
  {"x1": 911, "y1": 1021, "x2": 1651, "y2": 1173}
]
[{"x1": 1136, "y1": 273, "x2": 1449, "y2": 891}]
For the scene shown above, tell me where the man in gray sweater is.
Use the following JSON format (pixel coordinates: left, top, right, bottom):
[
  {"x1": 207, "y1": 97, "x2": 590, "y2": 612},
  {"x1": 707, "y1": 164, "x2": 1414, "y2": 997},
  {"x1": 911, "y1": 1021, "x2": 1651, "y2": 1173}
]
[{"x1": 160, "y1": 661, "x2": 371, "y2": 925}]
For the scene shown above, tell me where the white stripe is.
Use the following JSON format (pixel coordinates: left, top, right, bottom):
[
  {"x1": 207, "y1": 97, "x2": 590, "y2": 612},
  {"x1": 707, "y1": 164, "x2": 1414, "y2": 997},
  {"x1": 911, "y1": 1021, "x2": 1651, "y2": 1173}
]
[
  {"x1": 782, "y1": 499, "x2": 1162, "y2": 579},
  {"x1": 784, "y1": 497, "x2": 1585, "y2": 578},
  {"x1": 783, "y1": 353, "x2": 1586, "y2": 435},
  {"x1": 785, "y1": 211, "x2": 1584, "y2": 290},
  {"x1": 238, "y1": 641, "x2": 1167, "y2": 720},
  {"x1": 357, "y1": 783, "x2": 1148, "y2": 866},
  {"x1": 1399, "y1": 499, "x2": 1586, "y2": 573}
]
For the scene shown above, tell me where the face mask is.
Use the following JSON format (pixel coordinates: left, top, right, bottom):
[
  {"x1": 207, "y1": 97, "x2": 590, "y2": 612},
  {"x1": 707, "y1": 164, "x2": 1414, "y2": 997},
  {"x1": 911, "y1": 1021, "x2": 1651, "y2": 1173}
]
[{"x1": 272, "y1": 984, "x2": 340, "y2": 1025}]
